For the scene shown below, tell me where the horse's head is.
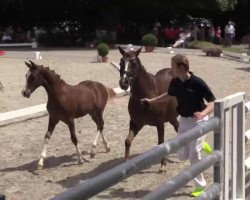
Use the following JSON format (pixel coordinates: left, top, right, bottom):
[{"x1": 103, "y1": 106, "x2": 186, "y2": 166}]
[
  {"x1": 22, "y1": 61, "x2": 44, "y2": 98},
  {"x1": 118, "y1": 46, "x2": 142, "y2": 90}
]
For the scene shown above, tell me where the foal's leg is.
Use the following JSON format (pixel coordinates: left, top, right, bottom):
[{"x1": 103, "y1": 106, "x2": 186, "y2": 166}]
[
  {"x1": 169, "y1": 117, "x2": 179, "y2": 133},
  {"x1": 157, "y1": 123, "x2": 167, "y2": 174},
  {"x1": 67, "y1": 119, "x2": 83, "y2": 164},
  {"x1": 125, "y1": 120, "x2": 143, "y2": 161},
  {"x1": 90, "y1": 109, "x2": 110, "y2": 158},
  {"x1": 37, "y1": 116, "x2": 59, "y2": 170}
]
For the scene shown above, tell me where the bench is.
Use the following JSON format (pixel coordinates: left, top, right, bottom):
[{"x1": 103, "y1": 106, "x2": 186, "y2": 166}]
[{"x1": 0, "y1": 42, "x2": 37, "y2": 48}]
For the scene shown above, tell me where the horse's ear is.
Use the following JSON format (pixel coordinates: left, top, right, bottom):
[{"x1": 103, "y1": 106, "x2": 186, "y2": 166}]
[
  {"x1": 29, "y1": 60, "x2": 37, "y2": 69},
  {"x1": 119, "y1": 46, "x2": 125, "y2": 56},
  {"x1": 135, "y1": 47, "x2": 142, "y2": 57},
  {"x1": 25, "y1": 61, "x2": 32, "y2": 69}
]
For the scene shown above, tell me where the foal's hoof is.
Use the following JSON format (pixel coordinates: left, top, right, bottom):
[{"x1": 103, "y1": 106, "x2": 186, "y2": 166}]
[
  {"x1": 106, "y1": 146, "x2": 111, "y2": 153},
  {"x1": 158, "y1": 165, "x2": 167, "y2": 174},
  {"x1": 37, "y1": 164, "x2": 44, "y2": 170},
  {"x1": 78, "y1": 159, "x2": 84, "y2": 165}
]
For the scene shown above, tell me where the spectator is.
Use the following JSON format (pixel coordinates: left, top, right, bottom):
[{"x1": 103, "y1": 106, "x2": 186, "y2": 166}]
[
  {"x1": 224, "y1": 21, "x2": 235, "y2": 47},
  {"x1": 208, "y1": 24, "x2": 215, "y2": 43},
  {"x1": 214, "y1": 26, "x2": 222, "y2": 44},
  {"x1": 172, "y1": 30, "x2": 191, "y2": 48},
  {"x1": 190, "y1": 25, "x2": 199, "y2": 41}
]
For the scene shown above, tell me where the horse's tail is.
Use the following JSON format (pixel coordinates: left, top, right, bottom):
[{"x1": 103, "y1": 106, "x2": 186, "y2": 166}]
[{"x1": 106, "y1": 87, "x2": 116, "y2": 100}]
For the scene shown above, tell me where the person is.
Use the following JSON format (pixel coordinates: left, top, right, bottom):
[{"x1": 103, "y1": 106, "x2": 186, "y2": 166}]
[
  {"x1": 142, "y1": 54, "x2": 215, "y2": 197},
  {"x1": 172, "y1": 30, "x2": 191, "y2": 48},
  {"x1": 208, "y1": 24, "x2": 215, "y2": 43},
  {"x1": 224, "y1": 21, "x2": 235, "y2": 47},
  {"x1": 214, "y1": 26, "x2": 222, "y2": 44}
]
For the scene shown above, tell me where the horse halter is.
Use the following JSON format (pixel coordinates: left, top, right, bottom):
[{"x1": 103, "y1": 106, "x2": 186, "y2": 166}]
[{"x1": 119, "y1": 56, "x2": 140, "y2": 86}]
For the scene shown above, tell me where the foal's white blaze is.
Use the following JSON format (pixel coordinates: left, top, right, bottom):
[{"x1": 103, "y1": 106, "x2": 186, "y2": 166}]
[
  {"x1": 126, "y1": 130, "x2": 135, "y2": 143},
  {"x1": 122, "y1": 61, "x2": 129, "y2": 80},
  {"x1": 23, "y1": 70, "x2": 31, "y2": 91}
]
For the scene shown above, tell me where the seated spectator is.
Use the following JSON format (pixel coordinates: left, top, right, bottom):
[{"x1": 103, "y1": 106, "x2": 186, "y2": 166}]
[{"x1": 172, "y1": 30, "x2": 191, "y2": 48}]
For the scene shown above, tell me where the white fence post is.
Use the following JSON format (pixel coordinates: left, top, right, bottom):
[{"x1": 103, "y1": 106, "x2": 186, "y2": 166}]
[
  {"x1": 236, "y1": 99, "x2": 245, "y2": 199},
  {"x1": 214, "y1": 92, "x2": 245, "y2": 200}
]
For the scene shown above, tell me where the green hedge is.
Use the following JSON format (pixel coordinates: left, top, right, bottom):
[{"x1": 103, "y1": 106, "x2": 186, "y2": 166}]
[
  {"x1": 97, "y1": 43, "x2": 109, "y2": 57},
  {"x1": 141, "y1": 33, "x2": 158, "y2": 46}
]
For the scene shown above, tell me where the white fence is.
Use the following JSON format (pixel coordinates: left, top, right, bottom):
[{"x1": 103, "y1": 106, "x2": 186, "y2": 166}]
[{"x1": 50, "y1": 92, "x2": 249, "y2": 200}]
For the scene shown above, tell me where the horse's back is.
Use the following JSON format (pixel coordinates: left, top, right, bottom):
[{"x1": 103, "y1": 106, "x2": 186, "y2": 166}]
[
  {"x1": 78, "y1": 80, "x2": 108, "y2": 109},
  {"x1": 155, "y1": 68, "x2": 172, "y2": 95}
]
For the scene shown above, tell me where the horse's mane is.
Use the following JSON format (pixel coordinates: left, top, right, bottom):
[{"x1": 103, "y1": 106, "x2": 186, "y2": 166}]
[{"x1": 42, "y1": 65, "x2": 67, "y2": 84}]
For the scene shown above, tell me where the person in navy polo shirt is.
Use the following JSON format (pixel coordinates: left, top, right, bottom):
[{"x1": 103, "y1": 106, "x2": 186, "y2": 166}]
[{"x1": 142, "y1": 54, "x2": 215, "y2": 197}]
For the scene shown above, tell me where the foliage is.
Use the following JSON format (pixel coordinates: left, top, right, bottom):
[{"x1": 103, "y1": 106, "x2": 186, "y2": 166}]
[
  {"x1": 100, "y1": 32, "x2": 117, "y2": 44},
  {"x1": 189, "y1": 40, "x2": 250, "y2": 54},
  {"x1": 242, "y1": 33, "x2": 250, "y2": 48},
  {"x1": 97, "y1": 43, "x2": 109, "y2": 57},
  {"x1": 141, "y1": 34, "x2": 158, "y2": 47}
]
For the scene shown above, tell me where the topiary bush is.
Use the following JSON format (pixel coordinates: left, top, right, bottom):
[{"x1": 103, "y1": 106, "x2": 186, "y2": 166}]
[
  {"x1": 97, "y1": 43, "x2": 109, "y2": 57},
  {"x1": 141, "y1": 33, "x2": 158, "y2": 46}
]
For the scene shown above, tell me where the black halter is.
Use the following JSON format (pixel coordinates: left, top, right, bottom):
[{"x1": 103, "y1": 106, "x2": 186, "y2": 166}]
[{"x1": 119, "y1": 57, "x2": 140, "y2": 87}]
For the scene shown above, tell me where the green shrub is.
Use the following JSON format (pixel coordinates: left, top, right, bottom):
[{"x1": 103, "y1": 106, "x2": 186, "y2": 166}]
[
  {"x1": 97, "y1": 43, "x2": 109, "y2": 57},
  {"x1": 141, "y1": 33, "x2": 158, "y2": 46}
]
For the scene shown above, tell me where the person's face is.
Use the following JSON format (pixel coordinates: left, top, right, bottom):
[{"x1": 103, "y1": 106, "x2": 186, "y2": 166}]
[
  {"x1": 171, "y1": 61, "x2": 186, "y2": 78},
  {"x1": 171, "y1": 61, "x2": 180, "y2": 78}
]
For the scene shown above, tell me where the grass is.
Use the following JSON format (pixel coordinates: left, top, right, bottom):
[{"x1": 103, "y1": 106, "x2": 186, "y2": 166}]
[{"x1": 189, "y1": 40, "x2": 250, "y2": 55}]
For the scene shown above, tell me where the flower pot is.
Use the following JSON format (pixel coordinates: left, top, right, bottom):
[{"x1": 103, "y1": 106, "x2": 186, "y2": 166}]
[
  {"x1": 144, "y1": 46, "x2": 155, "y2": 53},
  {"x1": 101, "y1": 56, "x2": 108, "y2": 63}
]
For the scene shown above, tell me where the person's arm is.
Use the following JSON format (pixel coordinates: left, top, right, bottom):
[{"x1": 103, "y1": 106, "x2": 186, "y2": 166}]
[
  {"x1": 193, "y1": 101, "x2": 214, "y2": 120},
  {"x1": 141, "y1": 92, "x2": 169, "y2": 104}
]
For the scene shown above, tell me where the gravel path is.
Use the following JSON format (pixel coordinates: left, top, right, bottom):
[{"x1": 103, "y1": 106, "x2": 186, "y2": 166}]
[{"x1": 0, "y1": 48, "x2": 249, "y2": 200}]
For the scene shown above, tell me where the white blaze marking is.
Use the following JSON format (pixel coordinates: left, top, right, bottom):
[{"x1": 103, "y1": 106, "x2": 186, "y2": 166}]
[
  {"x1": 93, "y1": 130, "x2": 100, "y2": 147},
  {"x1": 100, "y1": 131, "x2": 110, "y2": 150},
  {"x1": 126, "y1": 130, "x2": 135, "y2": 143},
  {"x1": 76, "y1": 145, "x2": 83, "y2": 163},
  {"x1": 38, "y1": 137, "x2": 49, "y2": 166},
  {"x1": 122, "y1": 61, "x2": 129, "y2": 79},
  {"x1": 23, "y1": 70, "x2": 31, "y2": 91}
]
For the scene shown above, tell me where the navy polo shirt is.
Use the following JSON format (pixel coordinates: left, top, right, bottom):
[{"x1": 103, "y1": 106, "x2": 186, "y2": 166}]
[{"x1": 168, "y1": 72, "x2": 216, "y2": 117}]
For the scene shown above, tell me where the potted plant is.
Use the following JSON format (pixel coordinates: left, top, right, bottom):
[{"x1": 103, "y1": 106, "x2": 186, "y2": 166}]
[
  {"x1": 97, "y1": 43, "x2": 109, "y2": 63},
  {"x1": 141, "y1": 33, "x2": 158, "y2": 52}
]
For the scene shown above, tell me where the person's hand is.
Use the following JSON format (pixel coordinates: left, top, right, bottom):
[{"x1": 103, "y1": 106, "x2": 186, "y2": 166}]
[
  {"x1": 193, "y1": 111, "x2": 206, "y2": 120},
  {"x1": 141, "y1": 98, "x2": 152, "y2": 111},
  {"x1": 141, "y1": 98, "x2": 152, "y2": 104}
]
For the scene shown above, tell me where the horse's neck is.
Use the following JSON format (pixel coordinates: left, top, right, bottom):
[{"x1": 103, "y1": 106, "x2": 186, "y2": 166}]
[
  {"x1": 42, "y1": 70, "x2": 66, "y2": 99},
  {"x1": 131, "y1": 66, "x2": 157, "y2": 98}
]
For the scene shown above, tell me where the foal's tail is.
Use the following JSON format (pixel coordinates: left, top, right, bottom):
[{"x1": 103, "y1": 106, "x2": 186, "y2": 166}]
[{"x1": 106, "y1": 87, "x2": 116, "y2": 100}]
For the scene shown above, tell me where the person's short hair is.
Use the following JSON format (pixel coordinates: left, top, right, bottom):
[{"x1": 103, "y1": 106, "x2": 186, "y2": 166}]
[{"x1": 171, "y1": 54, "x2": 189, "y2": 71}]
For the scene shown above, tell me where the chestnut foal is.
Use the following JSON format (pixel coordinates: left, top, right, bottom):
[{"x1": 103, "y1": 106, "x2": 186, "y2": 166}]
[{"x1": 22, "y1": 61, "x2": 114, "y2": 169}]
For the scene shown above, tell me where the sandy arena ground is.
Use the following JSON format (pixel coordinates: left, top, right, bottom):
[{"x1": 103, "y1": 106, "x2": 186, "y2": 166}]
[{"x1": 0, "y1": 48, "x2": 250, "y2": 200}]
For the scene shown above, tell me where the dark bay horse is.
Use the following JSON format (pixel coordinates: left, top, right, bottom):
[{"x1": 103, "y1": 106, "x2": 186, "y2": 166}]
[
  {"x1": 118, "y1": 46, "x2": 179, "y2": 173},
  {"x1": 22, "y1": 61, "x2": 115, "y2": 169}
]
